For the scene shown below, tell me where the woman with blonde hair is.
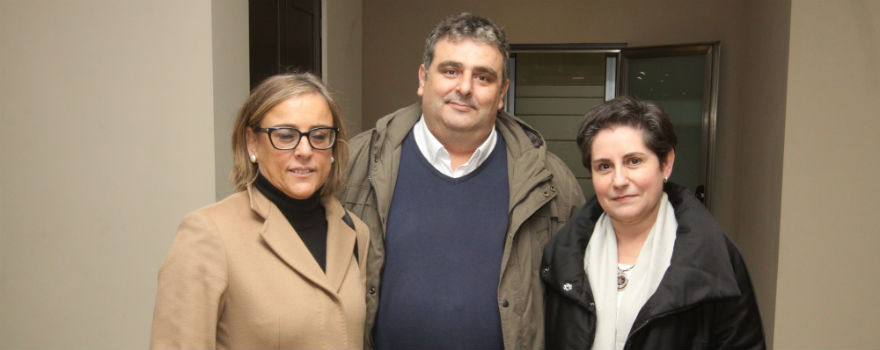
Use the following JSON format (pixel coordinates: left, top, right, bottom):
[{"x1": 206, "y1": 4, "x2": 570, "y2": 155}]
[{"x1": 151, "y1": 73, "x2": 369, "y2": 349}]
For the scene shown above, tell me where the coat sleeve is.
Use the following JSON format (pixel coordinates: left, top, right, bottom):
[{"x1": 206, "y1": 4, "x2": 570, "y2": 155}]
[
  {"x1": 711, "y1": 238, "x2": 767, "y2": 350},
  {"x1": 150, "y1": 211, "x2": 228, "y2": 349}
]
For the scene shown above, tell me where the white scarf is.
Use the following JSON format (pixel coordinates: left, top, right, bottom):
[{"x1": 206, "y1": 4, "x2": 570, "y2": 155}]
[{"x1": 585, "y1": 193, "x2": 677, "y2": 350}]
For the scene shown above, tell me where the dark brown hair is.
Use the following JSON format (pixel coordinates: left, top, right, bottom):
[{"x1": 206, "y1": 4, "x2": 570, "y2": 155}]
[
  {"x1": 422, "y1": 12, "x2": 510, "y2": 82},
  {"x1": 576, "y1": 96, "x2": 677, "y2": 175}
]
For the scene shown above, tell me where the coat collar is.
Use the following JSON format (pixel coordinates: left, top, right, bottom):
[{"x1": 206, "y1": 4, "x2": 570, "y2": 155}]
[
  {"x1": 369, "y1": 102, "x2": 556, "y2": 228},
  {"x1": 542, "y1": 183, "x2": 741, "y2": 318},
  {"x1": 371, "y1": 102, "x2": 547, "y2": 156},
  {"x1": 248, "y1": 185, "x2": 358, "y2": 296},
  {"x1": 371, "y1": 102, "x2": 554, "y2": 201}
]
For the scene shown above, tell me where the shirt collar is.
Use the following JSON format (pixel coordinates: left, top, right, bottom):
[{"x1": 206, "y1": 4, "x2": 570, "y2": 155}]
[{"x1": 413, "y1": 115, "x2": 498, "y2": 178}]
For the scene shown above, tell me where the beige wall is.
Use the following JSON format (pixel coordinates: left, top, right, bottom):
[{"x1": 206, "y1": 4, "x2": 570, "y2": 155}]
[
  {"x1": 0, "y1": 0, "x2": 241, "y2": 347},
  {"x1": 737, "y1": 0, "x2": 792, "y2": 345},
  {"x1": 0, "y1": 0, "x2": 357, "y2": 347},
  {"x1": 324, "y1": 0, "x2": 363, "y2": 134},
  {"x1": 212, "y1": 0, "x2": 250, "y2": 199},
  {"x1": 774, "y1": 1, "x2": 880, "y2": 348}
]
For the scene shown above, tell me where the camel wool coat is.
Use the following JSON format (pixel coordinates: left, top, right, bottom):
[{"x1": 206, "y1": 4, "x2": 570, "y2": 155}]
[{"x1": 150, "y1": 185, "x2": 369, "y2": 349}]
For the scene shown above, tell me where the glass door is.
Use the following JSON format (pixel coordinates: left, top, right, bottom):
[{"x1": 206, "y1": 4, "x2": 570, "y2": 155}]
[
  {"x1": 507, "y1": 45, "x2": 623, "y2": 198},
  {"x1": 506, "y1": 43, "x2": 719, "y2": 207},
  {"x1": 620, "y1": 43, "x2": 720, "y2": 207}
]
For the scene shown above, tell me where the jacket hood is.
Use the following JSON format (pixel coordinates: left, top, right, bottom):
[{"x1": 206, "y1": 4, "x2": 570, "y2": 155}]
[
  {"x1": 370, "y1": 103, "x2": 554, "y2": 207},
  {"x1": 496, "y1": 108, "x2": 546, "y2": 149}
]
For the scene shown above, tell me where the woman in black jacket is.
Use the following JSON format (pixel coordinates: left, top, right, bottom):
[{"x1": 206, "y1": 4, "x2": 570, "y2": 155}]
[{"x1": 542, "y1": 96, "x2": 765, "y2": 349}]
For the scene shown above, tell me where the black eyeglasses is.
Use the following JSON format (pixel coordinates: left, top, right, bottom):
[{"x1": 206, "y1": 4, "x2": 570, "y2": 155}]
[{"x1": 255, "y1": 126, "x2": 339, "y2": 150}]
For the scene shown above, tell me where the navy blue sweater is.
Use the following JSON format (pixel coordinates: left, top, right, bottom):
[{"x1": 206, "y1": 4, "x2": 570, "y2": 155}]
[{"x1": 375, "y1": 130, "x2": 510, "y2": 349}]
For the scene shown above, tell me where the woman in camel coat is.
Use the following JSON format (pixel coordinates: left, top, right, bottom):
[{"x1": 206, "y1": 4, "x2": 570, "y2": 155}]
[{"x1": 150, "y1": 73, "x2": 369, "y2": 349}]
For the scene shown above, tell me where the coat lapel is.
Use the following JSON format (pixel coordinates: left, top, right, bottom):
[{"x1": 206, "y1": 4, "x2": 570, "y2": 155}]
[
  {"x1": 249, "y1": 186, "x2": 338, "y2": 295},
  {"x1": 323, "y1": 196, "x2": 358, "y2": 294}
]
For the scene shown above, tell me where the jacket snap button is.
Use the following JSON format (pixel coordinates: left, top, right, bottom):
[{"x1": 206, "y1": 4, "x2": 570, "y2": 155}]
[
  {"x1": 369, "y1": 287, "x2": 376, "y2": 294},
  {"x1": 562, "y1": 283, "x2": 573, "y2": 292},
  {"x1": 542, "y1": 266, "x2": 550, "y2": 274},
  {"x1": 501, "y1": 299, "x2": 509, "y2": 308}
]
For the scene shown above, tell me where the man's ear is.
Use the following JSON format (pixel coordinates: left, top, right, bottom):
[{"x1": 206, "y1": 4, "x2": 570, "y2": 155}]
[
  {"x1": 497, "y1": 79, "x2": 510, "y2": 110},
  {"x1": 417, "y1": 64, "x2": 427, "y2": 97}
]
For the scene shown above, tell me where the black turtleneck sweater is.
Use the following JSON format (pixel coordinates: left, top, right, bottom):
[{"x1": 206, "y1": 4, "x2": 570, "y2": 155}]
[{"x1": 253, "y1": 173, "x2": 328, "y2": 272}]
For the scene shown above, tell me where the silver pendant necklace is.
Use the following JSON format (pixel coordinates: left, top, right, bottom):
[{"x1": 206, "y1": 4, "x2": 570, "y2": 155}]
[{"x1": 617, "y1": 264, "x2": 635, "y2": 290}]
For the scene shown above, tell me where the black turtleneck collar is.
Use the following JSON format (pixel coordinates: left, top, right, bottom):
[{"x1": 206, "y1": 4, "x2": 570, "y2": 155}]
[{"x1": 253, "y1": 172, "x2": 328, "y2": 271}]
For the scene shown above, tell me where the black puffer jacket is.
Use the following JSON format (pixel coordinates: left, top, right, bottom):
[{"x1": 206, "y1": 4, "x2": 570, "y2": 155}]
[{"x1": 542, "y1": 183, "x2": 765, "y2": 349}]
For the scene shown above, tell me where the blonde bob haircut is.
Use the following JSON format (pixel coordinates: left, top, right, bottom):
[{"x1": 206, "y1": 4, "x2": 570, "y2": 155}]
[{"x1": 230, "y1": 73, "x2": 349, "y2": 198}]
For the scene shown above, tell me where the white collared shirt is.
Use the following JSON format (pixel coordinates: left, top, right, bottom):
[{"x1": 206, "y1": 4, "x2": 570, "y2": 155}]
[{"x1": 413, "y1": 115, "x2": 498, "y2": 178}]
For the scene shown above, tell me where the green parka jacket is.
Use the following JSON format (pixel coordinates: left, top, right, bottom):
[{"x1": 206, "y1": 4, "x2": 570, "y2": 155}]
[{"x1": 340, "y1": 103, "x2": 585, "y2": 349}]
